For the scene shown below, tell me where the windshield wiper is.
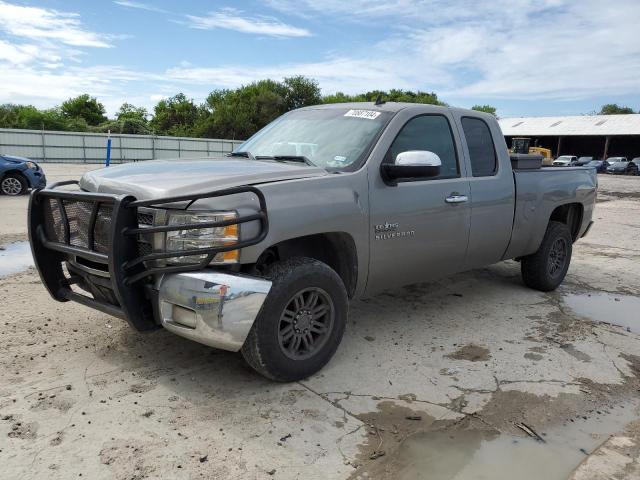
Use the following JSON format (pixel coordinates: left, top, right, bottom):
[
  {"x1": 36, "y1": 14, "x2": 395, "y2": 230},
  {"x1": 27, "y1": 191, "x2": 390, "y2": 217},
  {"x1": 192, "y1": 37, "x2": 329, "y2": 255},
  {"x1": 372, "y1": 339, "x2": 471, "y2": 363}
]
[
  {"x1": 255, "y1": 155, "x2": 316, "y2": 167},
  {"x1": 227, "y1": 151, "x2": 256, "y2": 161}
]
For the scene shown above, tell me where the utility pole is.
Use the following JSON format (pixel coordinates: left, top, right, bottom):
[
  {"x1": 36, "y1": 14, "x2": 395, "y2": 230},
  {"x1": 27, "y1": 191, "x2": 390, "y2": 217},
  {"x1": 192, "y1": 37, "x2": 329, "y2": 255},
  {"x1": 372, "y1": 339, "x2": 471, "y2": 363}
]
[
  {"x1": 556, "y1": 136, "x2": 563, "y2": 157},
  {"x1": 603, "y1": 136, "x2": 611, "y2": 160}
]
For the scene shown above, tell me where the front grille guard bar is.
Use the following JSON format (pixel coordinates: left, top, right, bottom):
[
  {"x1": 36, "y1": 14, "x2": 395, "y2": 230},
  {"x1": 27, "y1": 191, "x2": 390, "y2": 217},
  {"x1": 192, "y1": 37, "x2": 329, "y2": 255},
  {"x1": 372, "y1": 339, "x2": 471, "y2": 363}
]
[
  {"x1": 28, "y1": 180, "x2": 269, "y2": 331},
  {"x1": 121, "y1": 187, "x2": 268, "y2": 285}
]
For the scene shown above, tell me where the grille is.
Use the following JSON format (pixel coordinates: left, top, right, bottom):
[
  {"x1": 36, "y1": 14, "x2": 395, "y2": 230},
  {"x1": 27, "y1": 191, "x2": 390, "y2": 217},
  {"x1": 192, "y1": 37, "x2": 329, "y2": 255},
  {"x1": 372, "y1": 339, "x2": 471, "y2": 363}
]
[
  {"x1": 94, "y1": 205, "x2": 113, "y2": 253},
  {"x1": 137, "y1": 212, "x2": 154, "y2": 226},
  {"x1": 136, "y1": 210, "x2": 156, "y2": 258},
  {"x1": 137, "y1": 241, "x2": 153, "y2": 257},
  {"x1": 42, "y1": 198, "x2": 113, "y2": 253},
  {"x1": 43, "y1": 198, "x2": 65, "y2": 243},
  {"x1": 64, "y1": 199, "x2": 93, "y2": 249}
]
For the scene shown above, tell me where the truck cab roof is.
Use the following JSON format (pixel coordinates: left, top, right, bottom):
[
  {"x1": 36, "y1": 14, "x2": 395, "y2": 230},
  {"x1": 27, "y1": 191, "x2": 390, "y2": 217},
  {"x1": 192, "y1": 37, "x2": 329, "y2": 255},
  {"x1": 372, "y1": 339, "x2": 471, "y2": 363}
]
[{"x1": 298, "y1": 102, "x2": 491, "y2": 119}]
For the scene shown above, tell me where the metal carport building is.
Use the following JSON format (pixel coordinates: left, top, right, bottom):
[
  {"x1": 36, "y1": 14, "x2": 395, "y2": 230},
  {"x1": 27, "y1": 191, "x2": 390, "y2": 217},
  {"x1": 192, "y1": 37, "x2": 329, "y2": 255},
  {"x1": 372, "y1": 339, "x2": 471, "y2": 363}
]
[{"x1": 499, "y1": 114, "x2": 640, "y2": 160}]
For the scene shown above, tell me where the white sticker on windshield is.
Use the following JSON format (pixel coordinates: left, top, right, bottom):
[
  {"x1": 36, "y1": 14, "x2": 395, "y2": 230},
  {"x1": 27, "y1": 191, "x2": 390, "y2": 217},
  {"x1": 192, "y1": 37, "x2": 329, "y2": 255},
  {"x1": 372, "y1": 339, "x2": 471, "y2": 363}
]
[{"x1": 344, "y1": 109, "x2": 381, "y2": 120}]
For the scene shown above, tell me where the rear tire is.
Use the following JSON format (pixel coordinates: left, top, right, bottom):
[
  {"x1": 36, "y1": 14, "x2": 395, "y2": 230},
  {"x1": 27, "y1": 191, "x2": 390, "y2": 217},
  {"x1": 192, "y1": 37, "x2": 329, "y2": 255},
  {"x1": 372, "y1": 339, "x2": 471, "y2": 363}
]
[
  {"x1": 241, "y1": 257, "x2": 348, "y2": 382},
  {"x1": 1, "y1": 173, "x2": 27, "y2": 196},
  {"x1": 521, "y1": 221, "x2": 573, "y2": 292}
]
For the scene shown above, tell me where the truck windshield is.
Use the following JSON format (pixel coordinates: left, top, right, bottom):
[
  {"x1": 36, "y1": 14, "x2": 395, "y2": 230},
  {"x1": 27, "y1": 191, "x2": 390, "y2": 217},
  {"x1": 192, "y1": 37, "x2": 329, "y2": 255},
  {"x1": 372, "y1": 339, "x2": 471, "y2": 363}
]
[{"x1": 234, "y1": 108, "x2": 392, "y2": 171}]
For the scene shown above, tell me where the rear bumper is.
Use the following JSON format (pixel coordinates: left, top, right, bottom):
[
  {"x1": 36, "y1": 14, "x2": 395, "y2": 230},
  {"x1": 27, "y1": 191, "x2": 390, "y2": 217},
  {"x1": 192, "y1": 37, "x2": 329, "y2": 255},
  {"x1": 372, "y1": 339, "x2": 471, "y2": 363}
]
[{"x1": 158, "y1": 271, "x2": 271, "y2": 351}]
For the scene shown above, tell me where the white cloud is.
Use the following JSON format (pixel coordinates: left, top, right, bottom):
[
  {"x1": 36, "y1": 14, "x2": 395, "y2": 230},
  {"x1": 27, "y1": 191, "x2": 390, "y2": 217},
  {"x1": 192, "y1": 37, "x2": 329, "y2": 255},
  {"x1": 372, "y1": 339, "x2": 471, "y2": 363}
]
[
  {"x1": 261, "y1": 0, "x2": 640, "y2": 101},
  {"x1": 0, "y1": 62, "x2": 175, "y2": 115},
  {"x1": 0, "y1": 0, "x2": 638, "y2": 118},
  {"x1": 0, "y1": 1, "x2": 111, "y2": 47},
  {"x1": 0, "y1": 66, "x2": 114, "y2": 105},
  {"x1": 185, "y1": 7, "x2": 311, "y2": 37},
  {"x1": 265, "y1": 0, "x2": 561, "y2": 23},
  {"x1": 165, "y1": 46, "x2": 450, "y2": 95},
  {"x1": 420, "y1": 0, "x2": 640, "y2": 100},
  {"x1": 0, "y1": 39, "x2": 61, "y2": 65},
  {"x1": 0, "y1": 2, "x2": 129, "y2": 112},
  {"x1": 113, "y1": 1, "x2": 168, "y2": 14}
]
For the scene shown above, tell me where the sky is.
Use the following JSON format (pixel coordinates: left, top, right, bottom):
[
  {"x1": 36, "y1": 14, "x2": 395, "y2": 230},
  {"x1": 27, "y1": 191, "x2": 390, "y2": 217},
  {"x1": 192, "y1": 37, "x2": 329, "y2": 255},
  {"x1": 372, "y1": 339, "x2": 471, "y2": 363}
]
[{"x1": 0, "y1": 0, "x2": 639, "y2": 118}]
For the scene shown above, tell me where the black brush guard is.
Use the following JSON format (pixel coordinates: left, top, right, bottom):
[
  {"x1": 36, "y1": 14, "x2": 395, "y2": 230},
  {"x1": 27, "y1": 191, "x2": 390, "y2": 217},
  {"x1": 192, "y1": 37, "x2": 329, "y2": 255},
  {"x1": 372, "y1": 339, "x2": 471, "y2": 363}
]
[{"x1": 28, "y1": 180, "x2": 268, "y2": 331}]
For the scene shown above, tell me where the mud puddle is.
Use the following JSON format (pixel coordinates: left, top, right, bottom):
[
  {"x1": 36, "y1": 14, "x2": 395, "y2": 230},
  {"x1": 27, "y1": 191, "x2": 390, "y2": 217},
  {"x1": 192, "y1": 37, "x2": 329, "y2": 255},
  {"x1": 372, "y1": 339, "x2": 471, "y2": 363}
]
[
  {"x1": 0, "y1": 241, "x2": 34, "y2": 277},
  {"x1": 563, "y1": 292, "x2": 640, "y2": 333},
  {"x1": 362, "y1": 401, "x2": 639, "y2": 480}
]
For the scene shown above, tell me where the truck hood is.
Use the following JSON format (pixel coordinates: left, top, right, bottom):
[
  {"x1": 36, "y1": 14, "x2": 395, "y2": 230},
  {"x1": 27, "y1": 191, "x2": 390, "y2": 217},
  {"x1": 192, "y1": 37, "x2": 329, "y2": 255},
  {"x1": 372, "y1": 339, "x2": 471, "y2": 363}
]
[{"x1": 79, "y1": 158, "x2": 328, "y2": 199}]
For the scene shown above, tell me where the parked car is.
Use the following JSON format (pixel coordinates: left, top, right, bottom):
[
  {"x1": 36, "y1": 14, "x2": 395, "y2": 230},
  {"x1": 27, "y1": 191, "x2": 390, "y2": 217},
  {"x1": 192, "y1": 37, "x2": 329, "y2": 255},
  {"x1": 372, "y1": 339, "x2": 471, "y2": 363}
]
[
  {"x1": 28, "y1": 103, "x2": 597, "y2": 381},
  {"x1": 575, "y1": 156, "x2": 594, "y2": 166},
  {"x1": 552, "y1": 155, "x2": 578, "y2": 167},
  {"x1": 606, "y1": 157, "x2": 638, "y2": 175},
  {"x1": 586, "y1": 160, "x2": 610, "y2": 173},
  {"x1": 0, "y1": 154, "x2": 46, "y2": 195}
]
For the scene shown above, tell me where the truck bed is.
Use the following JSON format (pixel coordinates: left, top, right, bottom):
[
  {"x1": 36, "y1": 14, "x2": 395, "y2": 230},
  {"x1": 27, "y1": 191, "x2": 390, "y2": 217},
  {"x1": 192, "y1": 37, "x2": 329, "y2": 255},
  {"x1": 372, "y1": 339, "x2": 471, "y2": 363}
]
[{"x1": 504, "y1": 167, "x2": 598, "y2": 260}]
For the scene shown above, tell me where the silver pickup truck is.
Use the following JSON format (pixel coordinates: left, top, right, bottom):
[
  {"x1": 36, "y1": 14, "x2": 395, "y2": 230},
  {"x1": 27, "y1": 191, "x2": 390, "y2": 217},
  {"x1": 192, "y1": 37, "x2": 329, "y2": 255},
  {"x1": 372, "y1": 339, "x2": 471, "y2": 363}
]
[{"x1": 28, "y1": 102, "x2": 597, "y2": 381}]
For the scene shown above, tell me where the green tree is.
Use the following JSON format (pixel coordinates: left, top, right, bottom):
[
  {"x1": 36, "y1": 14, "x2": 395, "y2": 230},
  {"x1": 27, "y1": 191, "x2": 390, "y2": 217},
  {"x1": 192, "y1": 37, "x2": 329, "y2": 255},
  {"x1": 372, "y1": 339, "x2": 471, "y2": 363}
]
[
  {"x1": 0, "y1": 104, "x2": 71, "y2": 130},
  {"x1": 599, "y1": 104, "x2": 635, "y2": 115},
  {"x1": 471, "y1": 105, "x2": 497, "y2": 116},
  {"x1": 93, "y1": 118, "x2": 151, "y2": 135},
  {"x1": 198, "y1": 83, "x2": 448, "y2": 140},
  {"x1": 282, "y1": 76, "x2": 322, "y2": 110},
  {"x1": 1, "y1": 78, "x2": 456, "y2": 139},
  {"x1": 64, "y1": 116, "x2": 89, "y2": 132},
  {"x1": 61, "y1": 94, "x2": 107, "y2": 126},
  {"x1": 116, "y1": 103, "x2": 149, "y2": 122},
  {"x1": 198, "y1": 80, "x2": 287, "y2": 139},
  {"x1": 321, "y1": 92, "x2": 354, "y2": 104},
  {"x1": 0, "y1": 103, "x2": 92, "y2": 131},
  {"x1": 322, "y1": 89, "x2": 445, "y2": 105},
  {"x1": 149, "y1": 93, "x2": 203, "y2": 136},
  {"x1": 0, "y1": 104, "x2": 21, "y2": 128},
  {"x1": 27, "y1": 108, "x2": 72, "y2": 131}
]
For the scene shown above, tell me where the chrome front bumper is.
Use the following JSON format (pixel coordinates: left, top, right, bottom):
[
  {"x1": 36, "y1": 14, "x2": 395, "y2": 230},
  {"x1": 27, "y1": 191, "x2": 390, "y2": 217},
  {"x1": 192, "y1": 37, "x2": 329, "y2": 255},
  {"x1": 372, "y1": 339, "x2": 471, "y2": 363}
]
[{"x1": 158, "y1": 271, "x2": 272, "y2": 351}]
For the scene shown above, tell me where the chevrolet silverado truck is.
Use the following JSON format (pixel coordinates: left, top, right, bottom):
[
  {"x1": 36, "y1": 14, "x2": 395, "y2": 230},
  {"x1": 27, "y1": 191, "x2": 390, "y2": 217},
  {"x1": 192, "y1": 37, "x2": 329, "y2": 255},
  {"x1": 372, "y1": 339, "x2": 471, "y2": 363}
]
[{"x1": 28, "y1": 103, "x2": 597, "y2": 381}]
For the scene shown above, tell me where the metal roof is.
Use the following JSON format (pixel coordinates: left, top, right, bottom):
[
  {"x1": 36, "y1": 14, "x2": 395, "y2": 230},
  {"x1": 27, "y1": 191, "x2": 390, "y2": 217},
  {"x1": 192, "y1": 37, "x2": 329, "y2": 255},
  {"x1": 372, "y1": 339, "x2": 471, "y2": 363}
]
[{"x1": 499, "y1": 114, "x2": 640, "y2": 136}]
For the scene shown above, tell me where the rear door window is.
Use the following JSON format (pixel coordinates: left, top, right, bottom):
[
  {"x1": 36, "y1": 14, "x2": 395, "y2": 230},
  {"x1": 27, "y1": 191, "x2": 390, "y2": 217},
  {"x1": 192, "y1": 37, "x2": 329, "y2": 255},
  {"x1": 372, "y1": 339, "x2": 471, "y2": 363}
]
[{"x1": 461, "y1": 117, "x2": 497, "y2": 177}]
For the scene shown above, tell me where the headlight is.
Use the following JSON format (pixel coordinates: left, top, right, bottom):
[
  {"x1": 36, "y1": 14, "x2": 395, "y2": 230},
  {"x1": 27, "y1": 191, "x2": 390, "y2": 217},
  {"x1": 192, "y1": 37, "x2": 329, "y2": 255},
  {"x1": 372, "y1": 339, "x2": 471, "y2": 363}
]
[
  {"x1": 165, "y1": 211, "x2": 239, "y2": 265},
  {"x1": 25, "y1": 161, "x2": 37, "y2": 169}
]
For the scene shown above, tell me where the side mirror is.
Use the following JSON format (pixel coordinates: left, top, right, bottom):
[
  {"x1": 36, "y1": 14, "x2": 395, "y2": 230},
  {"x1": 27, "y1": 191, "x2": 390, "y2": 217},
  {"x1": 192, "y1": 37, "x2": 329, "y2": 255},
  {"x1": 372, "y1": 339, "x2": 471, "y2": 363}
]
[{"x1": 381, "y1": 150, "x2": 441, "y2": 185}]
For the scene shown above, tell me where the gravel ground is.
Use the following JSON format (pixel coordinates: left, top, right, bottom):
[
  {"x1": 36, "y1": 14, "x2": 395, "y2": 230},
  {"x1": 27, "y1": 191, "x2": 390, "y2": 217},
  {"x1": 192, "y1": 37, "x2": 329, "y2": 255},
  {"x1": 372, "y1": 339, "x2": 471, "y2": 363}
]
[{"x1": 1, "y1": 164, "x2": 639, "y2": 479}]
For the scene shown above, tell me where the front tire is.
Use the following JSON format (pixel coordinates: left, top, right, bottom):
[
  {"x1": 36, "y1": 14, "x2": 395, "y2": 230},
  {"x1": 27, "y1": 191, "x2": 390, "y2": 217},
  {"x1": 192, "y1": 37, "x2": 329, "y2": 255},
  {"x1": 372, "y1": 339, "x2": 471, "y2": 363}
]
[
  {"x1": 1, "y1": 173, "x2": 27, "y2": 196},
  {"x1": 241, "y1": 257, "x2": 348, "y2": 382},
  {"x1": 521, "y1": 221, "x2": 573, "y2": 292}
]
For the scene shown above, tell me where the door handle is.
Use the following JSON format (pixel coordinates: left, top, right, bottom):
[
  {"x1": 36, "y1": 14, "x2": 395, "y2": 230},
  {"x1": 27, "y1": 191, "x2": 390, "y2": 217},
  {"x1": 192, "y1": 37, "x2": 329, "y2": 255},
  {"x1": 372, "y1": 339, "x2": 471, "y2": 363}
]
[{"x1": 445, "y1": 194, "x2": 468, "y2": 204}]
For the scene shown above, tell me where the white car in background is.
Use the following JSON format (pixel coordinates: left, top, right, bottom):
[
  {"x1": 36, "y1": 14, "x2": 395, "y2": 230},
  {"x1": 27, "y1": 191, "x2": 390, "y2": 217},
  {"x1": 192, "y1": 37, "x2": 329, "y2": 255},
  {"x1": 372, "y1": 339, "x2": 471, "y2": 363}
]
[{"x1": 552, "y1": 155, "x2": 578, "y2": 167}]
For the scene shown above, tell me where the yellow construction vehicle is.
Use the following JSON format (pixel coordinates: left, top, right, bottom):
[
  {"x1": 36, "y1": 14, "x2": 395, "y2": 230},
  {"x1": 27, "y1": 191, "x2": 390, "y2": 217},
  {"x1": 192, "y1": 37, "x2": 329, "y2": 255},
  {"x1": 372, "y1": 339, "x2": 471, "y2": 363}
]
[{"x1": 510, "y1": 137, "x2": 553, "y2": 165}]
